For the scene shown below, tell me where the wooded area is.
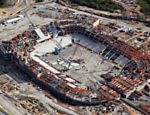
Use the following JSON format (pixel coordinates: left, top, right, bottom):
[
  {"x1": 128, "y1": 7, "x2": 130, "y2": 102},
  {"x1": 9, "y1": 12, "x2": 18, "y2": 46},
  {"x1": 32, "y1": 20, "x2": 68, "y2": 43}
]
[
  {"x1": 69, "y1": 0, "x2": 123, "y2": 12},
  {"x1": 137, "y1": 0, "x2": 150, "y2": 15},
  {"x1": 0, "y1": 0, "x2": 6, "y2": 6}
]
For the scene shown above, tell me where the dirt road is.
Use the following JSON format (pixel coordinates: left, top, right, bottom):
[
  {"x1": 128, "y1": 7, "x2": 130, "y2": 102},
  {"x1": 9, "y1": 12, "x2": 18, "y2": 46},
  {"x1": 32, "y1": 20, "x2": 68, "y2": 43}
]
[{"x1": 0, "y1": 0, "x2": 35, "y2": 20}]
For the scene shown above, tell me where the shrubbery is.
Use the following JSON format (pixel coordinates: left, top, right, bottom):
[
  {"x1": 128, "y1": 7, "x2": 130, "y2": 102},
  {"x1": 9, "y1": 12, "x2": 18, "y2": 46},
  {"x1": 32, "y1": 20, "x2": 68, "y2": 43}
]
[
  {"x1": 137, "y1": 0, "x2": 150, "y2": 15},
  {"x1": 70, "y1": 0, "x2": 123, "y2": 12},
  {"x1": 36, "y1": 0, "x2": 44, "y2": 2},
  {"x1": 0, "y1": 0, "x2": 6, "y2": 6}
]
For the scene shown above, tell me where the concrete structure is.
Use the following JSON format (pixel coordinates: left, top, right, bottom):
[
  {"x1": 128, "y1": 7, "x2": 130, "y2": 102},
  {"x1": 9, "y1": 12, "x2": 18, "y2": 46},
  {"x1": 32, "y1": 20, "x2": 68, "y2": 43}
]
[{"x1": 0, "y1": 20, "x2": 149, "y2": 106}]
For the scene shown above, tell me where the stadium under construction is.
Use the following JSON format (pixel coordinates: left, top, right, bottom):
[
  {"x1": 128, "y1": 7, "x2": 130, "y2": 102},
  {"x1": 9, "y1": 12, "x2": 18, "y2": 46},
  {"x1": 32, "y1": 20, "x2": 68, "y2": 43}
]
[{"x1": 0, "y1": 20, "x2": 150, "y2": 106}]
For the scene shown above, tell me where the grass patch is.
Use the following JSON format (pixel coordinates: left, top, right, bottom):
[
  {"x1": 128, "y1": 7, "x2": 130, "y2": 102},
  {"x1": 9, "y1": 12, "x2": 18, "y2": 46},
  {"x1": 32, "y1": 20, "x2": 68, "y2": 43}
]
[{"x1": 0, "y1": 107, "x2": 11, "y2": 115}]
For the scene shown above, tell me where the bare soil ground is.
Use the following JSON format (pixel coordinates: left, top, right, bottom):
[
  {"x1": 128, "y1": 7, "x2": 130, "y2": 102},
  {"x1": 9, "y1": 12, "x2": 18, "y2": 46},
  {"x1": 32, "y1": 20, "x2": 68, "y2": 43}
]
[{"x1": 0, "y1": 0, "x2": 35, "y2": 20}]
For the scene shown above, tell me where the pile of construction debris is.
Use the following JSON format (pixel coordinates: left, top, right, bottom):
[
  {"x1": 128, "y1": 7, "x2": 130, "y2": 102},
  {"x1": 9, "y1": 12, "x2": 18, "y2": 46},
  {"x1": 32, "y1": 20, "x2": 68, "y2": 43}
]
[
  {"x1": 17, "y1": 96, "x2": 49, "y2": 115},
  {"x1": 0, "y1": 76, "x2": 20, "y2": 94}
]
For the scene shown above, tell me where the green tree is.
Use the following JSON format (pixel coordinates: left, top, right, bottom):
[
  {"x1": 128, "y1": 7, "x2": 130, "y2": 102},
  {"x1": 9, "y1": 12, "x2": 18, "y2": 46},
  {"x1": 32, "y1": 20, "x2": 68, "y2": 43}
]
[
  {"x1": 0, "y1": 0, "x2": 6, "y2": 6},
  {"x1": 70, "y1": 0, "x2": 123, "y2": 12},
  {"x1": 36, "y1": 0, "x2": 44, "y2": 2},
  {"x1": 137, "y1": 0, "x2": 150, "y2": 15}
]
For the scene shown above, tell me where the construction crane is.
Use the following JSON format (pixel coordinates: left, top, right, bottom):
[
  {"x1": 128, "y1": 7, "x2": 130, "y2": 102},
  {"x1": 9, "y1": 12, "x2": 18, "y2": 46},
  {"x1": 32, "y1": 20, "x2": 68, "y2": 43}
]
[
  {"x1": 72, "y1": 44, "x2": 78, "y2": 59},
  {"x1": 67, "y1": 44, "x2": 78, "y2": 70}
]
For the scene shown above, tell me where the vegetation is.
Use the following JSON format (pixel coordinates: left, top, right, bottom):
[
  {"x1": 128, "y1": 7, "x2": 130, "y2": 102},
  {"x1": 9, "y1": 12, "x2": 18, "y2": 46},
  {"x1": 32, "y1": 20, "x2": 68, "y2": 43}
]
[
  {"x1": 137, "y1": 0, "x2": 150, "y2": 15},
  {"x1": 0, "y1": 0, "x2": 6, "y2": 6},
  {"x1": 69, "y1": 0, "x2": 123, "y2": 12},
  {"x1": 0, "y1": 107, "x2": 11, "y2": 115},
  {"x1": 36, "y1": 0, "x2": 44, "y2": 2},
  {"x1": 145, "y1": 22, "x2": 150, "y2": 27}
]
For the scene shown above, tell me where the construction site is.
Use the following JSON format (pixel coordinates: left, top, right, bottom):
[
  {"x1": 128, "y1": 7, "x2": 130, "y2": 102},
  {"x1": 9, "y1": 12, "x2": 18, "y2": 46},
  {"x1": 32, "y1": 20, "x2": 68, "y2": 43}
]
[{"x1": 0, "y1": 1, "x2": 150, "y2": 115}]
